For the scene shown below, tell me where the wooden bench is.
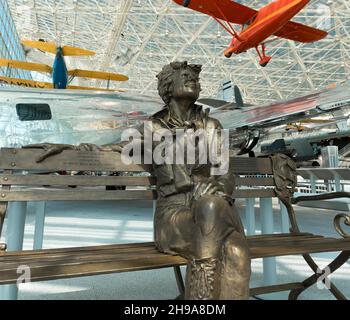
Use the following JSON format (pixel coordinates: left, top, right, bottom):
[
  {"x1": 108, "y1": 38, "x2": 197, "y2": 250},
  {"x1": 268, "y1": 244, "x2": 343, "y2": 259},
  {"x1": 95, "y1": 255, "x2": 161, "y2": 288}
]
[{"x1": 0, "y1": 148, "x2": 350, "y2": 299}]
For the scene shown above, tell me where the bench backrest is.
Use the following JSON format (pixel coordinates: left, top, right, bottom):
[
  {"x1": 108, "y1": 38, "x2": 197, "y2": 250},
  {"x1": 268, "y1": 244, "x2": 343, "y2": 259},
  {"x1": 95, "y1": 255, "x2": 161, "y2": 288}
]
[
  {"x1": 0, "y1": 148, "x2": 293, "y2": 201},
  {"x1": 0, "y1": 148, "x2": 298, "y2": 236}
]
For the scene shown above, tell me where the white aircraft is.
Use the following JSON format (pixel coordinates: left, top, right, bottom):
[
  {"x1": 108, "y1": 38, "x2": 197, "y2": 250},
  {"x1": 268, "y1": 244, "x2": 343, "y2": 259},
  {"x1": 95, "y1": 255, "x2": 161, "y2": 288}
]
[
  {"x1": 0, "y1": 86, "x2": 162, "y2": 147},
  {"x1": 0, "y1": 83, "x2": 350, "y2": 159}
]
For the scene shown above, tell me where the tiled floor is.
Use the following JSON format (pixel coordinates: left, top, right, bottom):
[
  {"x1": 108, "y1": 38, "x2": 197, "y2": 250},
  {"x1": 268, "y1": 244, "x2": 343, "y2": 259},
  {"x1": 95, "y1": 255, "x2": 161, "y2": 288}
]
[{"x1": 1, "y1": 199, "x2": 350, "y2": 300}]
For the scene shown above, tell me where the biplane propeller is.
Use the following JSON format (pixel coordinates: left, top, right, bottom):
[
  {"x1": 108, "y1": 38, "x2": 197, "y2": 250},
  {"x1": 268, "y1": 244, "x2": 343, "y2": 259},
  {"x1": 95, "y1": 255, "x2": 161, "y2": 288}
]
[
  {"x1": 0, "y1": 40, "x2": 128, "y2": 91},
  {"x1": 175, "y1": 0, "x2": 328, "y2": 67}
]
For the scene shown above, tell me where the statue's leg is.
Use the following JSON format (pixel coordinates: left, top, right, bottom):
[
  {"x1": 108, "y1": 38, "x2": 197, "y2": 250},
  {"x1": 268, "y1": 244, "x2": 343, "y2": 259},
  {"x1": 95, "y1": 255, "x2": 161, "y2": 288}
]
[
  {"x1": 184, "y1": 195, "x2": 250, "y2": 300},
  {"x1": 217, "y1": 231, "x2": 251, "y2": 300}
]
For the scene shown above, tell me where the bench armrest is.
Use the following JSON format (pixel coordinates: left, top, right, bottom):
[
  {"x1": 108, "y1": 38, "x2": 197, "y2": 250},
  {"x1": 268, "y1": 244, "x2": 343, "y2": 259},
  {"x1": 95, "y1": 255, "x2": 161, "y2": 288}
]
[
  {"x1": 292, "y1": 192, "x2": 350, "y2": 238},
  {"x1": 292, "y1": 192, "x2": 350, "y2": 204},
  {"x1": 334, "y1": 214, "x2": 350, "y2": 238}
]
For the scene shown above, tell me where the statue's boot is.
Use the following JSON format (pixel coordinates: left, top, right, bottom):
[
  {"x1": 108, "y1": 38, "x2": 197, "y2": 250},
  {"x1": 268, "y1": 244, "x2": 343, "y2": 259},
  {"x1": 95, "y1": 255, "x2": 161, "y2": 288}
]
[
  {"x1": 217, "y1": 231, "x2": 251, "y2": 300},
  {"x1": 184, "y1": 258, "x2": 218, "y2": 300}
]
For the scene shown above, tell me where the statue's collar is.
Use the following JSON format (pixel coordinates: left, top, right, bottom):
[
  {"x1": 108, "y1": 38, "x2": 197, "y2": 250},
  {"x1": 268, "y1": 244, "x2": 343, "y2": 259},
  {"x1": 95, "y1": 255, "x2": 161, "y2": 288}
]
[{"x1": 152, "y1": 104, "x2": 204, "y2": 129}]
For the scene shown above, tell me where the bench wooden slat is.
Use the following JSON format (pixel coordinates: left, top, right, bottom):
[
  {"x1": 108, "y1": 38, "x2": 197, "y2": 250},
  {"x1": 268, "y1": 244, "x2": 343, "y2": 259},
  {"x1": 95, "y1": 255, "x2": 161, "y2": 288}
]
[
  {"x1": 0, "y1": 241, "x2": 155, "y2": 257},
  {"x1": 235, "y1": 177, "x2": 275, "y2": 187},
  {"x1": 249, "y1": 238, "x2": 350, "y2": 258},
  {"x1": 247, "y1": 232, "x2": 313, "y2": 240},
  {"x1": 247, "y1": 235, "x2": 325, "y2": 244},
  {"x1": 0, "y1": 148, "x2": 151, "y2": 172},
  {"x1": 1, "y1": 236, "x2": 350, "y2": 284},
  {"x1": 232, "y1": 189, "x2": 275, "y2": 198},
  {"x1": 0, "y1": 175, "x2": 156, "y2": 186},
  {"x1": 0, "y1": 245, "x2": 158, "y2": 264},
  {"x1": 0, "y1": 236, "x2": 333, "y2": 269},
  {"x1": 0, "y1": 251, "x2": 172, "y2": 270},
  {"x1": 0, "y1": 190, "x2": 157, "y2": 201},
  {"x1": 230, "y1": 157, "x2": 272, "y2": 174},
  {"x1": 0, "y1": 254, "x2": 187, "y2": 285},
  {"x1": 0, "y1": 233, "x2": 315, "y2": 261},
  {"x1": 0, "y1": 148, "x2": 272, "y2": 175}
]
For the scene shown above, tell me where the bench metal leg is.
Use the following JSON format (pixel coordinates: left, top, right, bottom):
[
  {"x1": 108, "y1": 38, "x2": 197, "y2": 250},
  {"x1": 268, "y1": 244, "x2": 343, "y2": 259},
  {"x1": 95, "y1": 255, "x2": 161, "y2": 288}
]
[
  {"x1": 33, "y1": 202, "x2": 46, "y2": 250},
  {"x1": 289, "y1": 251, "x2": 350, "y2": 300},
  {"x1": 279, "y1": 200, "x2": 290, "y2": 233},
  {"x1": 310, "y1": 173, "x2": 316, "y2": 193},
  {"x1": 245, "y1": 198, "x2": 256, "y2": 236},
  {"x1": 173, "y1": 266, "x2": 185, "y2": 298},
  {"x1": 0, "y1": 201, "x2": 27, "y2": 300},
  {"x1": 260, "y1": 198, "x2": 277, "y2": 286}
]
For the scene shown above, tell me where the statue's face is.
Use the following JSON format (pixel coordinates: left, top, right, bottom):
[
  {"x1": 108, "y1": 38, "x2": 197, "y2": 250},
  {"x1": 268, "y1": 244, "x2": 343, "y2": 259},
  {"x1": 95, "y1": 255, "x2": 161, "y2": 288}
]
[{"x1": 171, "y1": 68, "x2": 200, "y2": 102}]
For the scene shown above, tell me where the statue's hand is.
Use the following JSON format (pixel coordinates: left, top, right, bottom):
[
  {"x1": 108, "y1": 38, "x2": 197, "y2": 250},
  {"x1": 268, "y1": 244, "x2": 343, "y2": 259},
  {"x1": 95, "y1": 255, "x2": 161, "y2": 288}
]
[
  {"x1": 23, "y1": 143, "x2": 76, "y2": 163},
  {"x1": 193, "y1": 177, "x2": 225, "y2": 200},
  {"x1": 77, "y1": 143, "x2": 101, "y2": 152}
]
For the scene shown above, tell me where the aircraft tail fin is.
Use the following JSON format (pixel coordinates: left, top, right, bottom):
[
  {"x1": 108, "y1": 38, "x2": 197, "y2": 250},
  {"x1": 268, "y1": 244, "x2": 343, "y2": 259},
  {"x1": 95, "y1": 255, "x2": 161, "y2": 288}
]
[{"x1": 234, "y1": 85, "x2": 244, "y2": 108}]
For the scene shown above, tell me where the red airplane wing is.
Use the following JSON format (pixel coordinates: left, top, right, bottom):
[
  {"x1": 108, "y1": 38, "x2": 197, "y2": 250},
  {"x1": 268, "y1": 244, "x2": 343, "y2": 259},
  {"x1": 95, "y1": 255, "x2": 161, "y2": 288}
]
[
  {"x1": 172, "y1": 0, "x2": 257, "y2": 25},
  {"x1": 274, "y1": 21, "x2": 328, "y2": 43}
]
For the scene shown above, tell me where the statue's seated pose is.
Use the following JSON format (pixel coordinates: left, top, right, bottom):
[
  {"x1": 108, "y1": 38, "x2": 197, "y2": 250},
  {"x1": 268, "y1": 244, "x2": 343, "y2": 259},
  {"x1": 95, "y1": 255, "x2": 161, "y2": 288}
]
[{"x1": 28, "y1": 61, "x2": 251, "y2": 300}]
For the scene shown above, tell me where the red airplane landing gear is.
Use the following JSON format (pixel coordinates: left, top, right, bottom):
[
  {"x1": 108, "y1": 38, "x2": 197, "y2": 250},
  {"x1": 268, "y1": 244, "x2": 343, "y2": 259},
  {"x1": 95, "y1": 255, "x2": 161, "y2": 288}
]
[{"x1": 256, "y1": 44, "x2": 271, "y2": 67}]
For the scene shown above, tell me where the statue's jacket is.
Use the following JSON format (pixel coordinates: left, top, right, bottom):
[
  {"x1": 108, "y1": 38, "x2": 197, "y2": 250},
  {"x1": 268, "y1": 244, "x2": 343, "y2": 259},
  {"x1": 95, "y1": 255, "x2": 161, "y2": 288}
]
[{"x1": 136, "y1": 104, "x2": 235, "y2": 257}]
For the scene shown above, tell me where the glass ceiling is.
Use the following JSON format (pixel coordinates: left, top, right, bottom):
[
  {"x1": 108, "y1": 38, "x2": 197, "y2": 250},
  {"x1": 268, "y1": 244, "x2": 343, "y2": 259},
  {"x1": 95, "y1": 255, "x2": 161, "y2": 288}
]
[{"x1": 5, "y1": 0, "x2": 350, "y2": 105}]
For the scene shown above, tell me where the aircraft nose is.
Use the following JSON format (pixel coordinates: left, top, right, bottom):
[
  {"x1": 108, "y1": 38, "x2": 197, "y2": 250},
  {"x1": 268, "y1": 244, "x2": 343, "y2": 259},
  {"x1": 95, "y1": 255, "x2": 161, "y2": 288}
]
[{"x1": 224, "y1": 47, "x2": 235, "y2": 58}]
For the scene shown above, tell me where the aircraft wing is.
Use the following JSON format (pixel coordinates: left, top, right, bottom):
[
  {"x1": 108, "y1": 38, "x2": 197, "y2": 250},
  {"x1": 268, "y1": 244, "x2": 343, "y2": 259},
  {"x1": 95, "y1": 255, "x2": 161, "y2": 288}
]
[
  {"x1": 0, "y1": 58, "x2": 52, "y2": 73},
  {"x1": 172, "y1": 0, "x2": 257, "y2": 25},
  {"x1": 0, "y1": 76, "x2": 53, "y2": 89},
  {"x1": 274, "y1": 21, "x2": 328, "y2": 43},
  {"x1": 67, "y1": 84, "x2": 124, "y2": 92},
  {"x1": 21, "y1": 40, "x2": 57, "y2": 54},
  {"x1": 198, "y1": 98, "x2": 233, "y2": 108},
  {"x1": 62, "y1": 46, "x2": 95, "y2": 56},
  {"x1": 211, "y1": 84, "x2": 350, "y2": 131},
  {"x1": 68, "y1": 69, "x2": 129, "y2": 81}
]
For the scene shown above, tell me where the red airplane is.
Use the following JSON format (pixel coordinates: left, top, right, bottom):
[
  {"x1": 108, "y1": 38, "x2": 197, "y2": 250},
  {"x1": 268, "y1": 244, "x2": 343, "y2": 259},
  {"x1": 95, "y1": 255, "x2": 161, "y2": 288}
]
[{"x1": 173, "y1": 0, "x2": 328, "y2": 67}]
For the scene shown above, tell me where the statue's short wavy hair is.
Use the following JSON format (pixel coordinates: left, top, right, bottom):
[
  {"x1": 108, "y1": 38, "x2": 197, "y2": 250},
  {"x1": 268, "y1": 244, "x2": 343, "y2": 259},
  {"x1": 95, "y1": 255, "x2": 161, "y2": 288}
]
[{"x1": 156, "y1": 61, "x2": 202, "y2": 104}]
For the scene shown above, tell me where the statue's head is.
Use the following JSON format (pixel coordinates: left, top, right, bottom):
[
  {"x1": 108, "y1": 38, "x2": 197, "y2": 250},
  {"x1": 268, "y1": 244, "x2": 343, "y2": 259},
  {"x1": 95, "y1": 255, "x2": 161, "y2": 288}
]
[{"x1": 156, "y1": 61, "x2": 202, "y2": 105}]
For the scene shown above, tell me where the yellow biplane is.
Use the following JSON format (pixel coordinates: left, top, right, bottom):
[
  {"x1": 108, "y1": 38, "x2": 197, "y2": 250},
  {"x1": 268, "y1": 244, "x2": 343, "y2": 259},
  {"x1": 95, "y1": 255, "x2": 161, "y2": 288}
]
[{"x1": 0, "y1": 40, "x2": 128, "y2": 91}]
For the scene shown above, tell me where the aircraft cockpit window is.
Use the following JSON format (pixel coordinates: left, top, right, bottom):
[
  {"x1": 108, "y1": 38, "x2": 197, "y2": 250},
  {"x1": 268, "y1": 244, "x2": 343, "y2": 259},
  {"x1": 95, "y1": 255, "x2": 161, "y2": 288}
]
[
  {"x1": 243, "y1": 14, "x2": 257, "y2": 30},
  {"x1": 16, "y1": 103, "x2": 52, "y2": 121}
]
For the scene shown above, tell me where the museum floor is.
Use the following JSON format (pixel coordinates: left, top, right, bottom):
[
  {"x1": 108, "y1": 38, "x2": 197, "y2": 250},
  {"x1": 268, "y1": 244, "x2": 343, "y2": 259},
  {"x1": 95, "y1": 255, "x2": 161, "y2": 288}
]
[{"x1": 3, "y1": 199, "x2": 350, "y2": 300}]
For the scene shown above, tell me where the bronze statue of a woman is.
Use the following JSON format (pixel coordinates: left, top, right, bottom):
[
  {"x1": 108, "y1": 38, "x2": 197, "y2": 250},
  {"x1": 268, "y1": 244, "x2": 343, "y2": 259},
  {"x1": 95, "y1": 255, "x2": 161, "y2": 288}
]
[{"x1": 28, "y1": 61, "x2": 251, "y2": 300}]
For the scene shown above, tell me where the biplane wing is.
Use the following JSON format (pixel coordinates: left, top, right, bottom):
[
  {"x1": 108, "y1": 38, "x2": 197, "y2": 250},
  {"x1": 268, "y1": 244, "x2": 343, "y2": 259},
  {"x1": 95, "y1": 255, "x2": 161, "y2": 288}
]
[
  {"x1": 68, "y1": 69, "x2": 129, "y2": 81},
  {"x1": 21, "y1": 40, "x2": 57, "y2": 54},
  {"x1": 67, "y1": 84, "x2": 124, "y2": 92},
  {"x1": 173, "y1": 0, "x2": 257, "y2": 25},
  {"x1": 61, "y1": 46, "x2": 95, "y2": 56},
  {"x1": 0, "y1": 76, "x2": 123, "y2": 91},
  {"x1": 0, "y1": 76, "x2": 53, "y2": 89},
  {"x1": 274, "y1": 20, "x2": 328, "y2": 43},
  {"x1": 21, "y1": 40, "x2": 95, "y2": 56},
  {"x1": 0, "y1": 58, "x2": 52, "y2": 73}
]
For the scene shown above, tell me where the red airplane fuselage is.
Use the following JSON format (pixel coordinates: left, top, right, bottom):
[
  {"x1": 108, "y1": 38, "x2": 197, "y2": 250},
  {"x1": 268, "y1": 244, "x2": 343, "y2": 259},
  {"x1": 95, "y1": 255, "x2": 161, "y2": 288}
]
[{"x1": 225, "y1": 0, "x2": 310, "y2": 56}]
